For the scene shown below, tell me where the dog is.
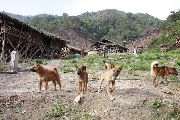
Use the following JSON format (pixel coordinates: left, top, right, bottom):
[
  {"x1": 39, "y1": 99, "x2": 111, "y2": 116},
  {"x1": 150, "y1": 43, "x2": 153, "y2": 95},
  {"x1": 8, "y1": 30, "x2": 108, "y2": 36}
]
[
  {"x1": 104, "y1": 63, "x2": 115, "y2": 70},
  {"x1": 30, "y1": 64, "x2": 61, "y2": 92},
  {"x1": 98, "y1": 63, "x2": 122, "y2": 99},
  {"x1": 75, "y1": 65, "x2": 88, "y2": 95},
  {"x1": 151, "y1": 61, "x2": 178, "y2": 87}
]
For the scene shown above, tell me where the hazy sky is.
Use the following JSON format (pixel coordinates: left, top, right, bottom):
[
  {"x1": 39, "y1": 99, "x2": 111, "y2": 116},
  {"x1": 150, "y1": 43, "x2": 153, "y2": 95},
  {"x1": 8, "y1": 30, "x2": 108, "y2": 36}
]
[{"x1": 0, "y1": 0, "x2": 179, "y2": 20}]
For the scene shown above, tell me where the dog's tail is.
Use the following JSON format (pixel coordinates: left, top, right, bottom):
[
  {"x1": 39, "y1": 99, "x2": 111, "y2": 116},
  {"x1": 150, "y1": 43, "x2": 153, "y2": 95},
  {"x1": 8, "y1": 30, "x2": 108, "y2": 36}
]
[
  {"x1": 151, "y1": 61, "x2": 158, "y2": 76},
  {"x1": 53, "y1": 68, "x2": 58, "y2": 72},
  {"x1": 53, "y1": 67, "x2": 61, "y2": 80}
]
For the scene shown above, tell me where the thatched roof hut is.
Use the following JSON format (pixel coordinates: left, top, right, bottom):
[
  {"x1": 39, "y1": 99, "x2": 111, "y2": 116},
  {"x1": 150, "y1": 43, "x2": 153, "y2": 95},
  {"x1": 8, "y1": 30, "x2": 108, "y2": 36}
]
[
  {"x1": 91, "y1": 39, "x2": 127, "y2": 53},
  {"x1": 0, "y1": 12, "x2": 67, "y2": 61}
]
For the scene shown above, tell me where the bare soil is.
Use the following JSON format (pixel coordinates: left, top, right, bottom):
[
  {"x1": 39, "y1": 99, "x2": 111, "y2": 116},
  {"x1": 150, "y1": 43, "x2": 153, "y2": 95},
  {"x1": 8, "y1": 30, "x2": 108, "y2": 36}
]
[{"x1": 0, "y1": 60, "x2": 180, "y2": 120}]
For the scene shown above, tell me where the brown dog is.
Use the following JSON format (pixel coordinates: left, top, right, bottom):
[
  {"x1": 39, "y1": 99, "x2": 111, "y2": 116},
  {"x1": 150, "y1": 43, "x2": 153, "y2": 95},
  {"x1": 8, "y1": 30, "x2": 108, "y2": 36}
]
[
  {"x1": 75, "y1": 65, "x2": 88, "y2": 95},
  {"x1": 98, "y1": 64, "x2": 122, "y2": 98},
  {"x1": 151, "y1": 61, "x2": 178, "y2": 87},
  {"x1": 31, "y1": 64, "x2": 61, "y2": 92}
]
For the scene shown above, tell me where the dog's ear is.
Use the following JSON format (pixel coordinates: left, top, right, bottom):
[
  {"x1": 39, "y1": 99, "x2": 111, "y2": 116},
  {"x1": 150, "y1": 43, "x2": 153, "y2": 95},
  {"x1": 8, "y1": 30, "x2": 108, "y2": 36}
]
[
  {"x1": 36, "y1": 64, "x2": 40, "y2": 68},
  {"x1": 111, "y1": 64, "x2": 115, "y2": 68},
  {"x1": 116, "y1": 66, "x2": 122, "y2": 71},
  {"x1": 82, "y1": 65, "x2": 86, "y2": 71},
  {"x1": 120, "y1": 66, "x2": 122, "y2": 70},
  {"x1": 169, "y1": 64, "x2": 174, "y2": 67},
  {"x1": 75, "y1": 65, "x2": 78, "y2": 70}
]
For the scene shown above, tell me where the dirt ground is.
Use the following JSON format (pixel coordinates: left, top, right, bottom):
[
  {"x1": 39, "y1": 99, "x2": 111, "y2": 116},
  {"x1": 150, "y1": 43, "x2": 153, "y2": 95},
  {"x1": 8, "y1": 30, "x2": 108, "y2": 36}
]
[{"x1": 0, "y1": 60, "x2": 180, "y2": 120}]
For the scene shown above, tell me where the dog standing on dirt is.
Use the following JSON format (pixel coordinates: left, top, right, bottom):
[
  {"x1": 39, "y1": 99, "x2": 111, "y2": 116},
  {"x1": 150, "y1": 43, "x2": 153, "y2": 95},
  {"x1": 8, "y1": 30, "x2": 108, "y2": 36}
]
[
  {"x1": 98, "y1": 63, "x2": 122, "y2": 100},
  {"x1": 151, "y1": 61, "x2": 178, "y2": 87},
  {"x1": 30, "y1": 64, "x2": 61, "y2": 92},
  {"x1": 75, "y1": 65, "x2": 88, "y2": 95}
]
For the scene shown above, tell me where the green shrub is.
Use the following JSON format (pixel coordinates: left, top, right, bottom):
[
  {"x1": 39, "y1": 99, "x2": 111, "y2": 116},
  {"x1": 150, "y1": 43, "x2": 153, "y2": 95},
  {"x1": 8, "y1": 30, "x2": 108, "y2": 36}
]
[
  {"x1": 0, "y1": 63, "x2": 7, "y2": 71},
  {"x1": 169, "y1": 104, "x2": 180, "y2": 120},
  {"x1": 12, "y1": 101, "x2": 22, "y2": 111},
  {"x1": 0, "y1": 105, "x2": 3, "y2": 115},
  {"x1": 61, "y1": 66, "x2": 74, "y2": 73},
  {"x1": 176, "y1": 61, "x2": 180, "y2": 66},
  {"x1": 83, "y1": 112, "x2": 92, "y2": 120},
  {"x1": 45, "y1": 103, "x2": 64, "y2": 118},
  {"x1": 35, "y1": 59, "x2": 47, "y2": 65},
  {"x1": 148, "y1": 98, "x2": 161, "y2": 109},
  {"x1": 128, "y1": 60, "x2": 150, "y2": 71}
]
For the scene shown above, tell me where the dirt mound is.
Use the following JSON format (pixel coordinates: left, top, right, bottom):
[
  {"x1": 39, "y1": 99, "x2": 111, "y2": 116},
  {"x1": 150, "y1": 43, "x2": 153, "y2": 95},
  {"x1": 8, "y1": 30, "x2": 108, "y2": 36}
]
[
  {"x1": 58, "y1": 27, "x2": 95, "y2": 50},
  {"x1": 126, "y1": 28, "x2": 160, "y2": 52}
]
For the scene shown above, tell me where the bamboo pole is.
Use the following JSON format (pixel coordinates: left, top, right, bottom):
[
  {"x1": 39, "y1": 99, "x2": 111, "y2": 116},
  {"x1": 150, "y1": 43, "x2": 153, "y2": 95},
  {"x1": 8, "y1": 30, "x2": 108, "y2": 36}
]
[{"x1": 0, "y1": 18, "x2": 5, "y2": 63}]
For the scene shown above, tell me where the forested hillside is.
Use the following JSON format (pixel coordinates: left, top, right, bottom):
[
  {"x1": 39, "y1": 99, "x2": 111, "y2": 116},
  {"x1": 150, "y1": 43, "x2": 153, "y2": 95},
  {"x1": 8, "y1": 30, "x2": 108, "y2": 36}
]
[
  {"x1": 148, "y1": 10, "x2": 180, "y2": 51},
  {"x1": 24, "y1": 9, "x2": 161, "y2": 46}
]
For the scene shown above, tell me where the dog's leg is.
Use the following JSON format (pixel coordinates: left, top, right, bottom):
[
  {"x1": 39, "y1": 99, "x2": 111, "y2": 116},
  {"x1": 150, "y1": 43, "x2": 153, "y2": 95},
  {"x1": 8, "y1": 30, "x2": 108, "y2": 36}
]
[
  {"x1": 38, "y1": 80, "x2": 43, "y2": 93},
  {"x1": 163, "y1": 75, "x2": 168, "y2": 86},
  {"x1": 106, "y1": 81, "x2": 111, "y2": 96},
  {"x1": 56, "y1": 79, "x2": 62, "y2": 90},
  {"x1": 98, "y1": 77, "x2": 104, "y2": 93},
  {"x1": 82, "y1": 81, "x2": 85, "y2": 94},
  {"x1": 52, "y1": 80, "x2": 57, "y2": 91},
  {"x1": 78, "y1": 81, "x2": 82, "y2": 95},
  {"x1": 85, "y1": 74, "x2": 88, "y2": 91},
  {"x1": 45, "y1": 81, "x2": 48, "y2": 92},
  {"x1": 111, "y1": 80, "x2": 115, "y2": 92},
  {"x1": 85, "y1": 80, "x2": 88, "y2": 91},
  {"x1": 152, "y1": 76, "x2": 157, "y2": 87}
]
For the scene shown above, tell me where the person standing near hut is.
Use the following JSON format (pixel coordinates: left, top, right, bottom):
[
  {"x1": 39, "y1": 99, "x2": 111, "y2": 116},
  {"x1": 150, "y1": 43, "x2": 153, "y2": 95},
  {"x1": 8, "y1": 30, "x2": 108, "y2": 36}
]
[
  {"x1": 103, "y1": 46, "x2": 108, "y2": 59},
  {"x1": 81, "y1": 46, "x2": 85, "y2": 57}
]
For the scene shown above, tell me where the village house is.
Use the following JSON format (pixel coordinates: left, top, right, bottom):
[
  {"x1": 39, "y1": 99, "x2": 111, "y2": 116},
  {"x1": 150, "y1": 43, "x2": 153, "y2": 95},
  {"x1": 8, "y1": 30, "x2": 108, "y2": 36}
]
[
  {"x1": 91, "y1": 39, "x2": 128, "y2": 53},
  {"x1": 0, "y1": 12, "x2": 67, "y2": 62}
]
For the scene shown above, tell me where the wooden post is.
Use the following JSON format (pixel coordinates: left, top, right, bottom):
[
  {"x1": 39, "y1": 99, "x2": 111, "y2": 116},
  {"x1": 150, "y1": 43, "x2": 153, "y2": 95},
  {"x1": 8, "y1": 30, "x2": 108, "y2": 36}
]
[{"x1": 0, "y1": 18, "x2": 5, "y2": 63}]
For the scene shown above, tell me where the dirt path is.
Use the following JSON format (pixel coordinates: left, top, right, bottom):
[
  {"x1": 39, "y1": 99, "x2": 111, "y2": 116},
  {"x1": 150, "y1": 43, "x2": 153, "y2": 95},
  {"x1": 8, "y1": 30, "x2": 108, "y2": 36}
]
[{"x1": 0, "y1": 60, "x2": 180, "y2": 120}]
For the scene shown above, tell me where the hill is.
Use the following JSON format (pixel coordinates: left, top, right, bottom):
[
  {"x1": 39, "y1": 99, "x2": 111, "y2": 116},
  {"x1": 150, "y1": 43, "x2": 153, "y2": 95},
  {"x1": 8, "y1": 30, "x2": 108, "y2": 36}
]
[
  {"x1": 5, "y1": 12, "x2": 31, "y2": 21},
  {"x1": 148, "y1": 10, "x2": 180, "y2": 51},
  {"x1": 21, "y1": 9, "x2": 161, "y2": 49}
]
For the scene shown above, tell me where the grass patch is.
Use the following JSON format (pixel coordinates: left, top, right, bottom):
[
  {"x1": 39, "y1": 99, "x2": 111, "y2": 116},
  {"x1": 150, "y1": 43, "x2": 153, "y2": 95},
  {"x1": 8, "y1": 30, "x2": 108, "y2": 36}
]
[
  {"x1": 0, "y1": 105, "x2": 3, "y2": 115},
  {"x1": 61, "y1": 66, "x2": 74, "y2": 73},
  {"x1": 59, "y1": 50, "x2": 180, "y2": 73},
  {"x1": 168, "y1": 104, "x2": 180, "y2": 120},
  {"x1": 148, "y1": 98, "x2": 161, "y2": 109},
  {"x1": 12, "y1": 101, "x2": 22, "y2": 112},
  {"x1": 45, "y1": 103, "x2": 64, "y2": 118},
  {"x1": 0, "y1": 63, "x2": 8, "y2": 71}
]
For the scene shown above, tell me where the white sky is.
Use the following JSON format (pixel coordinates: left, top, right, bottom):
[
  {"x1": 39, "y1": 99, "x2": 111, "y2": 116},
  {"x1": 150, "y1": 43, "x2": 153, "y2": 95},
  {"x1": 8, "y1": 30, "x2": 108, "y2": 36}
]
[{"x1": 0, "y1": 0, "x2": 179, "y2": 20}]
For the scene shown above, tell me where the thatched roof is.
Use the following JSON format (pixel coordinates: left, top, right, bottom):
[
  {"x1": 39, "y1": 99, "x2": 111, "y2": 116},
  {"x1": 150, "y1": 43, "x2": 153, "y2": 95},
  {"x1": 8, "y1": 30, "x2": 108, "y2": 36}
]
[
  {"x1": 0, "y1": 12, "x2": 67, "y2": 42},
  {"x1": 92, "y1": 39, "x2": 127, "y2": 49},
  {"x1": 67, "y1": 44, "x2": 81, "y2": 51}
]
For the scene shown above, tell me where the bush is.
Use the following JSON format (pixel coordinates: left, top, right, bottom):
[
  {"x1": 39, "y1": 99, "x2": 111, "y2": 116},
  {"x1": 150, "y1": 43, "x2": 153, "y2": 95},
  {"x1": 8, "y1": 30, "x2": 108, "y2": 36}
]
[
  {"x1": 148, "y1": 98, "x2": 161, "y2": 109},
  {"x1": 0, "y1": 105, "x2": 3, "y2": 115},
  {"x1": 45, "y1": 103, "x2": 64, "y2": 118},
  {"x1": 176, "y1": 60, "x2": 180, "y2": 66},
  {"x1": 130, "y1": 62, "x2": 149, "y2": 71},
  {"x1": 12, "y1": 101, "x2": 22, "y2": 111},
  {"x1": 61, "y1": 66, "x2": 74, "y2": 73},
  {"x1": 0, "y1": 63, "x2": 7, "y2": 71},
  {"x1": 169, "y1": 104, "x2": 180, "y2": 120},
  {"x1": 35, "y1": 59, "x2": 47, "y2": 65}
]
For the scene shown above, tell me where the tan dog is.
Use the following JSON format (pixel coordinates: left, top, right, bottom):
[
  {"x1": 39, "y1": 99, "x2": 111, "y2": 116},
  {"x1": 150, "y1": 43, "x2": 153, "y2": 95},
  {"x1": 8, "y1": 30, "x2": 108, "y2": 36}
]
[
  {"x1": 151, "y1": 61, "x2": 178, "y2": 87},
  {"x1": 75, "y1": 65, "x2": 88, "y2": 95},
  {"x1": 30, "y1": 64, "x2": 61, "y2": 92},
  {"x1": 104, "y1": 63, "x2": 115, "y2": 70},
  {"x1": 98, "y1": 64, "x2": 122, "y2": 98}
]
